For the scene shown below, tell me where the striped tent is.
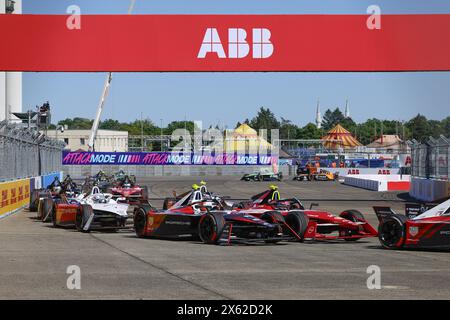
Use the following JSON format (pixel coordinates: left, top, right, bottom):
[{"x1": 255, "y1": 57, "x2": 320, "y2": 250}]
[{"x1": 322, "y1": 124, "x2": 362, "y2": 149}]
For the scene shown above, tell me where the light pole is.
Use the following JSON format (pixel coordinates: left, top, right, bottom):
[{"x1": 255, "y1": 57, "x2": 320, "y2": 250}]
[{"x1": 160, "y1": 118, "x2": 163, "y2": 152}]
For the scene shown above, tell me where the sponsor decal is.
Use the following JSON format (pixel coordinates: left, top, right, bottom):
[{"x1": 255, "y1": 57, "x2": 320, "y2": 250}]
[
  {"x1": 0, "y1": 179, "x2": 30, "y2": 217},
  {"x1": 62, "y1": 152, "x2": 277, "y2": 166},
  {"x1": 409, "y1": 226, "x2": 419, "y2": 237}
]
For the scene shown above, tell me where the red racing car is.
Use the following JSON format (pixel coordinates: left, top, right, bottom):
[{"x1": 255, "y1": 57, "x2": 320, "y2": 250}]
[
  {"x1": 374, "y1": 199, "x2": 450, "y2": 250},
  {"x1": 233, "y1": 186, "x2": 378, "y2": 242},
  {"x1": 108, "y1": 175, "x2": 149, "y2": 205},
  {"x1": 133, "y1": 185, "x2": 288, "y2": 245}
]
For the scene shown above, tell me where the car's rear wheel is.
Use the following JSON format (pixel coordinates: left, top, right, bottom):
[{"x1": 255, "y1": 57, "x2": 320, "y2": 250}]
[
  {"x1": 198, "y1": 213, "x2": 226, "y2": 244},
  {"x1": 76, "y1": 205, "x2": 93, "y2": 233},
  {"x1": 284, "y1": 211, "x2": 309, "y2": 241},
  {"x1": 41, "y1": 198, "x2": 54, "y2": 222},
  {"x1": 378, "y1": 214, "x2": 408, "y2": 249},
  {"x1": 340, "y1": 210, "x2": 366, "y2": 241},
  {"x1": 29, "y1": 189, "x2": 41, "y2": 212},
  {"x1": 134, "y1": 208, "x2": 148, "y2": 238}
]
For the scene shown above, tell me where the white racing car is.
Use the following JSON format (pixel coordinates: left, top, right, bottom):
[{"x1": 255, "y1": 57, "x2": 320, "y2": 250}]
[
  {"x1": 50, "y1": 186, "x2": 130, "y2": 232},
  {"x1": 75, "y1": 186, "x2": 130, "y2": 232}
]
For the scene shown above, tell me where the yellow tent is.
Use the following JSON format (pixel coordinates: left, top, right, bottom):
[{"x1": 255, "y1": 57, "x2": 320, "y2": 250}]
[
  {"x1": 217, "y1": 123, "x2": 272, "y2": 153},
  {"x1": 322, "y1": 124, "x2": 362, "y2": 149}
]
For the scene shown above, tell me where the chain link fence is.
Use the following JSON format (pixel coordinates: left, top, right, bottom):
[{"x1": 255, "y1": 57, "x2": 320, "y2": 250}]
[
  {"x1": 411, "y1": 135, "x2": 450, "y2": 181},
  {"x1": 0, "y1": 122, "x2": 65, "y2": 182}
]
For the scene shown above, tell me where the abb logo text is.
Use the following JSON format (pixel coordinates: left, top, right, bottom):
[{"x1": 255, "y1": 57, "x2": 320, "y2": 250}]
[{"x1": 198, "y1": 28, "x2": 274, "y2": 59}]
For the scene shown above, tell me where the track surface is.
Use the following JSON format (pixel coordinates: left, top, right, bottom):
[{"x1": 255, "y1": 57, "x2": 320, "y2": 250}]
[{"x1": 1, "y1": 177, "x2": 450, "y2": 299}]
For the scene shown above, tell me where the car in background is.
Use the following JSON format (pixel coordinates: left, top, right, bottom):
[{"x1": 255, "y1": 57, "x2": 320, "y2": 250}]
[
  {"x1": 108, "y1": 175, "x2": 149, "y2": 205},
  {"x1": 241, "y1": 168, "x2": 282, "y2": 182}
]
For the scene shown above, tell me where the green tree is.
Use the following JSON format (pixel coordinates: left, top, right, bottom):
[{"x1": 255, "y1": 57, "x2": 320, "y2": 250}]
[
  {"x1": 58, "y1": 117, "x2": 93, "y2": 130},
  {"x1": 279, "y1": 117, "x2": 300, "y2": 140},
  {"x1": 249, "y1": 107, "x2": 280, "y2": 139},
  {"x1": 322, "y1": 108, "x2": 345, "y2": 131},
  {"x1": 298, "y1": 123, "x2": 323, "y2": 139},
  {"x1": 406, "y1": 114, "x2": 433, "y2": 142}
]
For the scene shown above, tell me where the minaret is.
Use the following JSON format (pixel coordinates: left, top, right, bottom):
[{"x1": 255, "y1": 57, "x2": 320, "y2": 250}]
[
  {"x1": 315, "y1": 100, "x2": 322, "y2": 129},
  {"x1": 344, "y1": 99, "x2": 350, "y2": 118}
]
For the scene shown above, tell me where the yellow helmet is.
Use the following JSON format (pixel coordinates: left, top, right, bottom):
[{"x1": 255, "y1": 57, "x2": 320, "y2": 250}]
[
  {"x1": 200, "y1": 180, "x2": 207, "y2": 186},
  {"x1": 192, "y1": 184, "x2": 200, "y2": 190},
  {"x1": 269, "y1": 185, "x2": 278, "y2": 190}
]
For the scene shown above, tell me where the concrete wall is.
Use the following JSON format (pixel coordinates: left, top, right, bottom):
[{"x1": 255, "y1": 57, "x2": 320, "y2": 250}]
[{"x1": 410, "y1": 177, "x2": 450, "y2": 202}]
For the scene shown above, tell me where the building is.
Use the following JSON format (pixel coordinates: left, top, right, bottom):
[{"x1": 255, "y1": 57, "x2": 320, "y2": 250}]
[
  {"x1": 366, "y1": 135, "x2": 409, "y2": 153},
  {"x1": 0, "y1": 0, "x2": 22, "y2": 121},
  {"x1": 46, "y1": 129, "x2": 129, "y2": 152}
]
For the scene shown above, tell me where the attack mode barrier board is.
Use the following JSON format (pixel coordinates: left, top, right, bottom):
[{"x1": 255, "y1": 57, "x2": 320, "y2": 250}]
[
  {"x1": 1, "y1": 14, "x2": 450, "y2": 72},
  {"x1": 0, "y1": 179, "x2": 30, "y2": 217}
]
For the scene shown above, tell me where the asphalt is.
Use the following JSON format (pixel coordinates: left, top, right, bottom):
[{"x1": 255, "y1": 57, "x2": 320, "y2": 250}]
[{"x1": 1, "y1": 177, "x2": 450, "y2": 300}]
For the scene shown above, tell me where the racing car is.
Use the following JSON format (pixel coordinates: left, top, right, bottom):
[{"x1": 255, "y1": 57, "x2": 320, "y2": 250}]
[
  {"x1": 241, "y1": 168, "x2": 283, "y2": 182},
  {"x1": 32, "y1": 176, "x2": 82, "y2": 222},
  {"x1": 50, "y1": 186, "x2": 130, "y2": 232},
  {"x1": 133, "y1": 184, "x2": 286, "y2": 245},
  {"x1": 108, "y1": 175, "x2": 149, "y2": 204},
  {"x1": 232, "y1": 186, "x2": 377, "y2": 241},
  {"x1": 293, "y1": 167, "x2": 339, "y2": 181},
  {"x1": 374, "y1": 199, "x2": 450, "y2": 250}
]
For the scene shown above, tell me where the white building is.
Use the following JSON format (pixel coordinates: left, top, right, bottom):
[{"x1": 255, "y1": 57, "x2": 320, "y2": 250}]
[
  {"x1": 0, "y1": 0, "x2": 22, "y2": 122},
  {"x1": 46, "y1": 129, "x2": 129, "y2": 152}
]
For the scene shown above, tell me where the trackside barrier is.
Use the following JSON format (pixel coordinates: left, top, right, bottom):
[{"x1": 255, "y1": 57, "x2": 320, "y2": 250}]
[
  {"x1": 0, "y1": 172, "x2": 63, "y2": 220},
  {"x1": 0, "y1": 179, "x2": 31, "y2": 219},
  {"x1": 344, "y1": 175, "x2": 410, "y2": 192},
  {"x1": 409, "y1": 177, "x2": 450, "y2": 202}
]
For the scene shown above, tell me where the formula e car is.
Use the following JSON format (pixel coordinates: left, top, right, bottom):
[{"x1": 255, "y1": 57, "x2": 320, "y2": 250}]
[
  {"x1": 133, "y1": 185, "x2": 285, "y2": 245},
  {"x1": 233, "y1": 186, "x2": 377, "y2": 241},
  {"x1": 33, "y1": 176, "x2": 82, "y2": 222},
  {"x1": 293, "y1": 168, "x2": 339, "y2": 181},
  {"x1": 50, "y1": 186, "x2": 130, "y2": 232},
  {"x1": 374, "y1": 199, "x2": 450, "y2": 250},
  {"x1": 108, "y1": 175, "x2": 148, "y2": 204},
  {"x1": 241, "y1": 168, "x2": 283, "y2": 182}
]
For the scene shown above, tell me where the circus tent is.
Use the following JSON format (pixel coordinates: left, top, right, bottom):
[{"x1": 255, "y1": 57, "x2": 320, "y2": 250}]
[
  {"x1": 217, "y1": 123, "x2": 273, "y2": 153},
  {"x1": 322, "y1": 124, "x2": 362, "y2": 149}
]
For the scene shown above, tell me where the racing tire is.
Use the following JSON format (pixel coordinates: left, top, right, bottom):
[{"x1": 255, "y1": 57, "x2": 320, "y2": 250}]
[
  {"x1": 41, "y1": 198, "x2": 54, "y2": 223},
  {"x1": 284, "y1": 211, "x2": 309, "y2": 241},
  {"x1": 198, "y1": 212, "x2": 226, "y2": 245},
  {"x1": 76, "y1": 204, "x2": 93, "y2": 233},
  {"x1": 29, "y1": 189, "x2": 42, "y2": 212},
  {"x1": 340, "y1": 209, "x2": 367, "y2": 241},
  {"x1": 134, "y1": 207, "x2": 148, "y2": 238},
  {"x1": 378, "y1": 214, "x2": 408, "y2": 249}
]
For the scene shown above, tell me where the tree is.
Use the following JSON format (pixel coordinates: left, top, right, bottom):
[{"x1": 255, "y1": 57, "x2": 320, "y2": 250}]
[
  {"x1": 298, "y1": 123, "x2": 322, "y2": 139},
  {"x1": 322, "y1": 108, "x2": 345, "y2": 131},
  {"x1": 279, "y1": 117, "x2": 300, "y2": 140},
  {"x1": 99, "y1": 119, "x2": 123, "y2": 131},
  {"x1": 249, "y1": 107, "x2": 280, "y2": 139},
  {"x1": 406, "y1": 114, "x2": 433, "y2": 142},
  {"x1": 58, "y1": 117, "x2": 93, "y2": 130}
]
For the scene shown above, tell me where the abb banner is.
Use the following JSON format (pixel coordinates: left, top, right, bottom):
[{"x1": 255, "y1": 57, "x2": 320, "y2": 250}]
[{"x1": 1, "y1": 14, "x2": 450, "y2": 72}]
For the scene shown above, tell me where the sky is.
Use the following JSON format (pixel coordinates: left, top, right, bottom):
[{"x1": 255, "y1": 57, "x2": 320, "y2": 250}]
[{"x1": 22, "y1": 0, "x2": 450, "y2": 128}]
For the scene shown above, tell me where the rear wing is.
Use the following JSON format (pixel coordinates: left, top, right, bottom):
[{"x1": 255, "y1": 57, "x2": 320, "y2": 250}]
[{"x1": 373, "y1": 206, "x2": 399, "y2": 222}]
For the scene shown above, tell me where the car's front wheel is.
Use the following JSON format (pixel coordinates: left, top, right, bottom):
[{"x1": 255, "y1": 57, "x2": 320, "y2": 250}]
[{"x1": 198, "y1": 213, "x2": 226, "y2": 244}]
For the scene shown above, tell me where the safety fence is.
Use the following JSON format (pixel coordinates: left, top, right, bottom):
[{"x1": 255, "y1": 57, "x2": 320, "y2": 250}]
[
  {"x1": 410, "y1": 136, "x2": 450, "y2": 181},
  {"x1": 0, "y1": 122, "x2": 65, "y2": 182}
]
